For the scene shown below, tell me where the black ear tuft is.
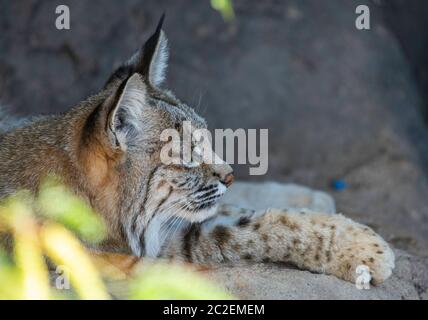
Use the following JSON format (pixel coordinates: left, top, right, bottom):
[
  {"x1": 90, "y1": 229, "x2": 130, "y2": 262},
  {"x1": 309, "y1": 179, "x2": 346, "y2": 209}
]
[{"x1": 138, "y1": 13, "x2": 166, "y2": 76}]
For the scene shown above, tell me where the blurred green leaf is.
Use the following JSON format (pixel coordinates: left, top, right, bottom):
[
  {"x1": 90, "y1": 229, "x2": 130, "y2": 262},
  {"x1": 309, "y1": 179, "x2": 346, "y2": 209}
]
[
  {"x1": 0, "y1": 262, "x2": 23, "y2": 299},
  {"x1": 42, "y1": 223, "x2": 110, "y2": 300},
  {"x1": 0, "y1": 180, "x2": 232, "y2": 300},
  {"x1": 211, "y1": 0, "x2": 235, "y2": 21},
  {"x1": 0, "y1": 249, "x2": 12, "y2": 267},
  {"x1": 37, "y1": 178, "x2": 106, "y2": 243},
  {"x1": 129, "y1": 262, "x2": 233, "y2": 300},
  {"x1": 7, "y1": 199, "x2": 51, "y2": 299}
]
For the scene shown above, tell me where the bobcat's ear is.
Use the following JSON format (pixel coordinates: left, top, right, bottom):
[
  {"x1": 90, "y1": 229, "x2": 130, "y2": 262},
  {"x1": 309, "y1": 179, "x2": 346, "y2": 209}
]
[
  {"x1": 107, "y1": 14, "x2": 169, "y2": 87},
  {"x1": 137, "y1": 13, "x2": 169, "y2": 86},
  {"x1": 106, "y1": 73, "x2": 147, "y2": 150}
]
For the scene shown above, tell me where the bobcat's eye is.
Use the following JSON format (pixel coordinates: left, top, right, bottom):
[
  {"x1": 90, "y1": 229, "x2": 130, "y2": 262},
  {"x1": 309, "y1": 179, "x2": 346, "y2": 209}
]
[
  {"x1": 179, "y1": 137, "x2": 203, "y2": 168},
  {"x1": 145, "y1": 142, "x2": 160, "y2": 155},
  {"x1": 146, "y1": 147, "x2": 156, "y2": 154},
  {"x1": 183, "y1": 152, "x2": 201, "y2": 168},
  {"x1": 184, "y1": 161, "x2": 200, "y2": 168}
]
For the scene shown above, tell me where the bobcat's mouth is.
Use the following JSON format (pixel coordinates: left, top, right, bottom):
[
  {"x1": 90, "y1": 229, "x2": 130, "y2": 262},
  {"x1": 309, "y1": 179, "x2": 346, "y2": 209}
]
[
  {"x1": 189, "y1": 183, "x2": 226, "y2": 208},
  {"x1": 183, "y1": 182, "x2": 228, "y2": 222}
]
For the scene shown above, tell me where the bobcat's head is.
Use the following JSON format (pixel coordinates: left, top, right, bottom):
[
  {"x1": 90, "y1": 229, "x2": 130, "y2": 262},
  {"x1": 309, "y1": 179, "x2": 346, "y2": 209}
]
[{"x1": 79, "y1": 15, "x2": 233, "y2": 256}]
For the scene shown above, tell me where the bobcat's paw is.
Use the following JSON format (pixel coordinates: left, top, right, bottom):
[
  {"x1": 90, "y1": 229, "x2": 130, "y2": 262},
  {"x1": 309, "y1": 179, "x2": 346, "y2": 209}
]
[
  {"x1": 355, "y1": 265, "x2": 371, "y2": 289},
  {"x1": 336, "y1": 225, "x2": 395, "y2": 285}
]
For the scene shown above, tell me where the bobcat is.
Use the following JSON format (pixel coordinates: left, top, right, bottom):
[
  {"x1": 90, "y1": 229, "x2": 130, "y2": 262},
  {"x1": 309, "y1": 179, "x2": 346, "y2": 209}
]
[{"x1": 0, "y1": 16, "x2": 394, "y2": 286}]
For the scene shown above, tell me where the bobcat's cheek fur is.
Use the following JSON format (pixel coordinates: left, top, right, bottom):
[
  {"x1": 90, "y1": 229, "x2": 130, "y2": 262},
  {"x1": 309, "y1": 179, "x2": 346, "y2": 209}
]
[
  {"x1": 0, "y1": 16, "x2": 395, "y2": 285},
  {"x1": 126, "y1": 166, "x2": 228, "y2": 258}
]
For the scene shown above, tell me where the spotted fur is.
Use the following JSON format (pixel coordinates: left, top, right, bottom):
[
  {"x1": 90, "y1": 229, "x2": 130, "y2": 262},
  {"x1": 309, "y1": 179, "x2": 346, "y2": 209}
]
[{"x1": 162, "y1": 205, "x2": 394, "y2": 284}]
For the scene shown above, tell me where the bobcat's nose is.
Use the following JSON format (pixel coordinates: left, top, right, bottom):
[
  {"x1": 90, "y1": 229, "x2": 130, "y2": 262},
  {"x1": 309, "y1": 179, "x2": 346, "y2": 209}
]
[{"x1": 221, "y1": 172, "x2": 234, "y2": 188}]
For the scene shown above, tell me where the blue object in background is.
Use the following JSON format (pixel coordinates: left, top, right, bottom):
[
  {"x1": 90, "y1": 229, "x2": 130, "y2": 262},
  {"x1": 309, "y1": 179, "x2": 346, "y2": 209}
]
[{"x1": 332, "y1": 179, "x2": 346, "y2": 191}]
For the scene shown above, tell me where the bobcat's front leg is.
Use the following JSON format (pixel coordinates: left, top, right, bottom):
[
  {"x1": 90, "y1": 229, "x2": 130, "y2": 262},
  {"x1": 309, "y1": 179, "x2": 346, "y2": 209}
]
[{"x1": 163, "y1": 206, "x2": 395, "y2": 285}]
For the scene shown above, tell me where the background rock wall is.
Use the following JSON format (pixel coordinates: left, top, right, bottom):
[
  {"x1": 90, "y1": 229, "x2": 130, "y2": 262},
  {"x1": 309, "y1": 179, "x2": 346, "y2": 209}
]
[{"x1": 1, "y1": 0, "x2": 428, "y2": 257}]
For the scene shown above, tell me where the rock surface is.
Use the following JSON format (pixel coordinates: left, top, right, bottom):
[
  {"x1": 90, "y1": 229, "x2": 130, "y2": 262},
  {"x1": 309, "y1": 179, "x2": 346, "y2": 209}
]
[
  {"x1": 221, "y1": 181, "x2": 336, "y2": 214},
  {"x1": 206, "y1": 250, "x2": 427, "y2": 300}
]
